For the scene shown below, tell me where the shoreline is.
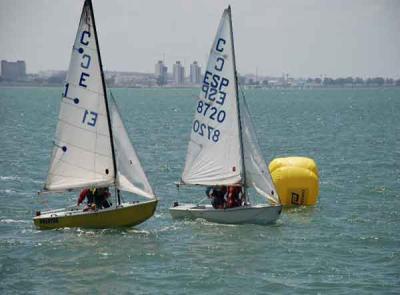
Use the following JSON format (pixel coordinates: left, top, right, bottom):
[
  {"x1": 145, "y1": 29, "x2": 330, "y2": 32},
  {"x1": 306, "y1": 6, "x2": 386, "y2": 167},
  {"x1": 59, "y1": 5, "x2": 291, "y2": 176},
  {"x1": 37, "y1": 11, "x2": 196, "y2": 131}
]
[{"x1": 1, "y1": 84, "x2": 399, "y2": 90}]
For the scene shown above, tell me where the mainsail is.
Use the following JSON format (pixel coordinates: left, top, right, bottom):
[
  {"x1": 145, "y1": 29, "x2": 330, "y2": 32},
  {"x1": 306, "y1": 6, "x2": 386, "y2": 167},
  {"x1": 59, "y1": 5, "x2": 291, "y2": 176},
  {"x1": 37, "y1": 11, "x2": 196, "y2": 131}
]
[
  {"x1": 182, "y1": 7, "x2": 242, "y2": 185},
  {"x1": 109, "y1": 97, "x2": 155, "y2": 199},
  {"x1": 44, "y1": 1, "x2": 114, "y2": 192}
]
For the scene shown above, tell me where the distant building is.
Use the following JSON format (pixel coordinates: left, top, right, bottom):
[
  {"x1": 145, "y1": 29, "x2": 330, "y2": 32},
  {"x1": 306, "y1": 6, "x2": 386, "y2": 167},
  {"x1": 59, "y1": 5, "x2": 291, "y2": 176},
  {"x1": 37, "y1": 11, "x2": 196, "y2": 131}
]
[
  {"x1": 189, "y1": 61, "x2": 201, "y2": 84},
  {"x1": 155, "y1": 60, "x2": 168, "y2": 85},
  {"x1": 1, "y1": 60, "x2": 26, "y2": 81},
  {"x1": 173, "y1": 61, "x2": 185, "y2": 85}
]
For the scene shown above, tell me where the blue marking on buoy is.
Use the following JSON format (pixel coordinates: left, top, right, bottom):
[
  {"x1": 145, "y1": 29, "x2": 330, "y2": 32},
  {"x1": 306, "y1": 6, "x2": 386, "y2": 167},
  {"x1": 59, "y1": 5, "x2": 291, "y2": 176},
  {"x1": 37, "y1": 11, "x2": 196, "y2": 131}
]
[
  {"x1": 74, "y1": 98, "x2": 79, "y2": 104},
  {"x1": 62, "y1": 146, "x2": 67, "y2": 152},
  {"x1": 78, "y1": 47, "x2": 84, "y2": 54}
]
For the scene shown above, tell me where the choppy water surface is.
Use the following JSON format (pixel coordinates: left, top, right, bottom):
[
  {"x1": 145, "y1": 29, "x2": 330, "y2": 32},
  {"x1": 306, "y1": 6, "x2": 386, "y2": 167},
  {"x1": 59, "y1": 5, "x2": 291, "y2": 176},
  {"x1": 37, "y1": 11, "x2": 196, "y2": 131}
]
[{"x1": 0, "y1": 87, "x2": 399, "y2": 294}]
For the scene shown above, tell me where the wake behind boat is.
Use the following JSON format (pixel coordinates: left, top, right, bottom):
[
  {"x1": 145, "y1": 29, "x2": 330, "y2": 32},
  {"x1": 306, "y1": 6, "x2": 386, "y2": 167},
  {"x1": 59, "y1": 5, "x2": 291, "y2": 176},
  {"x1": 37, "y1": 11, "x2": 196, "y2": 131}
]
[
  {"x1": 34, "y1": 0, "x2": 157, "y2": 229},
  {"x1": 169, "y1": 6, "x2": 282, "y2": 225}
]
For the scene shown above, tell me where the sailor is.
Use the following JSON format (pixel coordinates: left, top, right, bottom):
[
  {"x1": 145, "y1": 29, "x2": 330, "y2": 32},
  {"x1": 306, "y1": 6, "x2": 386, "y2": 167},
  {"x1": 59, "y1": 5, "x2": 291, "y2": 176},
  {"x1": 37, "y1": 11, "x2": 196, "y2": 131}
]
[
  {"x1": 77, "y1": 187, "x2": 111, "y2": 210},
  {"x1": 94, "y1": 187, "x2": 111, "y2": 209},
  {"x1": 226, "y1": 185, "x2": 242, "y2": 208},
  {"x1": 77, "y1": 187, "x2": 95, "y2": 210},
  {"x1": 206, "y1": 186, "x2": 227, "y2": 209}
]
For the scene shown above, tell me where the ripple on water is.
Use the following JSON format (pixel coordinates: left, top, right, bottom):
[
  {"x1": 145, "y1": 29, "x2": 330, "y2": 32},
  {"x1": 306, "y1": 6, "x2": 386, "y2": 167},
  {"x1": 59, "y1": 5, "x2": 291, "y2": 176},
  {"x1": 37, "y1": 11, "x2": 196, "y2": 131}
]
[{"x1": 1, "y1": 87, "x2": 400, "y2": 293}]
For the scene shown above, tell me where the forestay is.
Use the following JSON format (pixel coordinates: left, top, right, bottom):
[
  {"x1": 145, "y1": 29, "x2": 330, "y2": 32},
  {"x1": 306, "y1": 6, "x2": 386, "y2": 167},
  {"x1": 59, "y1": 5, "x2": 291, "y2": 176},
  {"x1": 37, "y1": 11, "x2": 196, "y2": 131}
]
[
  {"x1": 182, "y1": 8, "x2": 242, "y2": 186},
  {"x1": 44, "y1": 2, "x2": 114, "y2": 191},
  {"x1": 109, "y1": 98, "x2": 155, "y2": 199},
  {"x1": 240, "y1": 96, "x2": 280, "y2": 203}
]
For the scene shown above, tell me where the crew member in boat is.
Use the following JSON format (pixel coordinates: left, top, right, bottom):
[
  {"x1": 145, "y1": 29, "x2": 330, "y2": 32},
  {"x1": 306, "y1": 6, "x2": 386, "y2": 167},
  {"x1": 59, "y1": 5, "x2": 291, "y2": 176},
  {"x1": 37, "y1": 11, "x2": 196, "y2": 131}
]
[
  {"x1": 206, "y1": 186, "x2": 227, "y2": 209},
  {"x1": 77, "y1": 187, "x2": 111, "y2": 211},
  {"x1": 226, "y1": 185, "x2": 242, "y2": 208}
]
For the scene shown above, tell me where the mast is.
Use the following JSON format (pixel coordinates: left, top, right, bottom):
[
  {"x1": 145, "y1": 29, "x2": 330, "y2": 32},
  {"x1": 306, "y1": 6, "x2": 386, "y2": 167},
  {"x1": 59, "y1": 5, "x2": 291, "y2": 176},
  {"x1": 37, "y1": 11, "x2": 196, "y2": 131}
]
[
  {"x1": 87, "y1": 0, "x2": 121, "y2": 204},
  {"x1": 228, "y1": 6, "x2": 247, "y2": 194}
]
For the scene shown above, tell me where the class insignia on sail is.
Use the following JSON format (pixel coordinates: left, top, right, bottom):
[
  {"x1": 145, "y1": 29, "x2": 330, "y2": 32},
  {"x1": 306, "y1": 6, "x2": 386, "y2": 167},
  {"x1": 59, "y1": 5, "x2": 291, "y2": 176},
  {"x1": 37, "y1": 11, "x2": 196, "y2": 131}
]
[
  {"x1": 169, "y1": 6, "x2": 282, "y2": 225},
  {"x1": 33, "y1": 0, "x2": 157, "y2": 230}
]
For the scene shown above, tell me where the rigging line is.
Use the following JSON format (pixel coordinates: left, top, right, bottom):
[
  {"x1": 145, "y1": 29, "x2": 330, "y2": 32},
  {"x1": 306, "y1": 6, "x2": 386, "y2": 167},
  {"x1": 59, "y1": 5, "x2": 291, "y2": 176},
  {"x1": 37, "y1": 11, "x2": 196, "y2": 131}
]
[{"x1": 196, "y1": 196, "x2": 209, "y2": 206}]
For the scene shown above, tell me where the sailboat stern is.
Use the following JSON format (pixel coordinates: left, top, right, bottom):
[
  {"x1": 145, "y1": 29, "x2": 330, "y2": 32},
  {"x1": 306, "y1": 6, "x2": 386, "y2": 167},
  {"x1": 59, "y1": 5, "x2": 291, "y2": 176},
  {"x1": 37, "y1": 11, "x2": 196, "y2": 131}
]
[{"x1": 34, "y1": 199, "x2": 158, "y2": 230}]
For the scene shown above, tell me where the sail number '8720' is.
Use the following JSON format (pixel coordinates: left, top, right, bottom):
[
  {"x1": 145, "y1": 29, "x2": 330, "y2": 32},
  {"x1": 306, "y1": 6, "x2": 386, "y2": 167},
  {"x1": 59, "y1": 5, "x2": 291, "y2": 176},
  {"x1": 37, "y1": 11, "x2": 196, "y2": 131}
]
[{"x1": 193, "y1": 37, "x2": 230, "y2": 143}]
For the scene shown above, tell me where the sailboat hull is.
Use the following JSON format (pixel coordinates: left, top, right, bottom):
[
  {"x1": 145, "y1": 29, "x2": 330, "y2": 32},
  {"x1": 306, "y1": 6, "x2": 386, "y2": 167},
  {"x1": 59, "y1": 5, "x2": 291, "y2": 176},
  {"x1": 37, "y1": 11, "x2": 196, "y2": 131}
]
[
  {"x1": 169, "y1": 203, "x2": 282, "y2": 225},
  {"x1": 34, "y1": 199, "x2": 157, "y2": 230}
]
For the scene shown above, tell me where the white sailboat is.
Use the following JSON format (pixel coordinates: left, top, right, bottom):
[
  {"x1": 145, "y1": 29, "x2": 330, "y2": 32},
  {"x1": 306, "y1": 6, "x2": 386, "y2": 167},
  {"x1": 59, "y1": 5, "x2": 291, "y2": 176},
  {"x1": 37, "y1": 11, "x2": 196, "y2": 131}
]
[
  {"x1": 169, "y1": 6, "x2": 282, "y2": 225},
  {"x1": 34, "y1": 0, "x2": 157, "y2": 229}
]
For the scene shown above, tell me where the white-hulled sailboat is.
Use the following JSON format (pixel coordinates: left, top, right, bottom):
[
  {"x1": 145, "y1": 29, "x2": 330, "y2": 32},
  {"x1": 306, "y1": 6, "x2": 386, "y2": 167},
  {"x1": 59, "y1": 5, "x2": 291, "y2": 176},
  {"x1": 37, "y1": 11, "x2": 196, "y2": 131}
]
[
  {"x1": 169, "y1": 6, "x2": 282, "y2": 225},
  {"x1": 34, "y1": 0, "x2": 157, "y2": 229}
]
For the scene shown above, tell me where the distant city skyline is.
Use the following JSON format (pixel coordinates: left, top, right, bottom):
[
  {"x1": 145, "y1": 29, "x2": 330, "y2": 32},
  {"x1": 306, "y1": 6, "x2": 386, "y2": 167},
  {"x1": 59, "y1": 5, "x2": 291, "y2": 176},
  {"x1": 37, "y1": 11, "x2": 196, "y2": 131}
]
[
  {"x1": 1, "y1": 58, "x2": 398, "y2": 88},
  {"x1": 2, "y1": 58, "x2": 400, "y2": 82},
  {"x1": 1, "y1": 0, "x2": 399, "y2": 78}
]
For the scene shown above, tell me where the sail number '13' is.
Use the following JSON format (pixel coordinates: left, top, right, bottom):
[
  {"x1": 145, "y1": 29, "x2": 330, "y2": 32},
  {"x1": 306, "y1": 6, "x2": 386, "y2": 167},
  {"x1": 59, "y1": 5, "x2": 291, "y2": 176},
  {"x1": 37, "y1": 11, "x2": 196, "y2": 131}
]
[
  {"x1": 63, "y1": 29, "x2": 98, "y2": 127},
  {"x1": 194, "y1": 38, "x2": 230, "y2": 143}
]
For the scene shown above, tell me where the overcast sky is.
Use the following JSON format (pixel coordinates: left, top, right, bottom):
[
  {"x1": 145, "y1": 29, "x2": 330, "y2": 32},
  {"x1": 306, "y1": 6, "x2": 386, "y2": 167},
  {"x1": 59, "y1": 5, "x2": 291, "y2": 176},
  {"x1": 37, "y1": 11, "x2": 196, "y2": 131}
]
[{"x1": 0, "y1": 0, "x2": 399, "y2": 78}]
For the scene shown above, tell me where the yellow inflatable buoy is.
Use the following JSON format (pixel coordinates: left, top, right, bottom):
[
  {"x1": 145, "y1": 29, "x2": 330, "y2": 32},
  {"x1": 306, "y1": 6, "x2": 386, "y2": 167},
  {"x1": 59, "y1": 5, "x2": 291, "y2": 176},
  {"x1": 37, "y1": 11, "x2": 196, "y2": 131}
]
[{"x1": 269, "y1": 157, "x2": 319, "y2": 206}]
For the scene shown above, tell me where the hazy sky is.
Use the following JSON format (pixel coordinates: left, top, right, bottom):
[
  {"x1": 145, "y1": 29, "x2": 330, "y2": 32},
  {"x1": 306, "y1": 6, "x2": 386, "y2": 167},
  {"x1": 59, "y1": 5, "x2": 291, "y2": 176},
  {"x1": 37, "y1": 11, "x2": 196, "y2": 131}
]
[{"x1": 0, "y1": 0, "x2": 399, "y2": 78}]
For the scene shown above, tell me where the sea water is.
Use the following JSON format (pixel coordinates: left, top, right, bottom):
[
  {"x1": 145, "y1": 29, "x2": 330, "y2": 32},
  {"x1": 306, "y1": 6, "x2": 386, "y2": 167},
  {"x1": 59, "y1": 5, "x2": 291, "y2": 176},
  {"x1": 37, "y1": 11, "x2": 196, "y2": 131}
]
[{"x1": 0, "y1": 87, "x2": 399, "y2": 294}]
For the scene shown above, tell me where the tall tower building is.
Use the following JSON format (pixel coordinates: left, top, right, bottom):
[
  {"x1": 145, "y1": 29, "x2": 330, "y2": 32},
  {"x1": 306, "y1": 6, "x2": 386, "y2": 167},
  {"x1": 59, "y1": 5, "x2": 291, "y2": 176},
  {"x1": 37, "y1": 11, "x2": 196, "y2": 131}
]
[
  {"x1": 1, "y1": 60, "x2": 26, "y2": 81},
  {"x1": 189, "y1": 61, "x2": 201, "y2": 84},
  {"x1": 155, "y1": 60, "x2": 168, "y2": 85},
  {"x1": 173, "y1": 61, "x2": 185, "y2": 85}
]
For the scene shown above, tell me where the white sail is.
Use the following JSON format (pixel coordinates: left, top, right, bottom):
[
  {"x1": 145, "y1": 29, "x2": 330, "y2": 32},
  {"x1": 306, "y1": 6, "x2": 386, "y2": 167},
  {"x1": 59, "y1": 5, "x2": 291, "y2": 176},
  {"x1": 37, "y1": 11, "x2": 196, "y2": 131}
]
[
  {"x1": 182, "y1": 8, "x2": 242, "y2": 186},
  {"x1": 240, "y1": 96, "x2": 280, "y2": 204},
  {"x1": 44, "y1": 1, "x2": 114, "y2": 191},
  {"x1": 109, "y1": 97, "x2": 155, "y2": 199}
]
